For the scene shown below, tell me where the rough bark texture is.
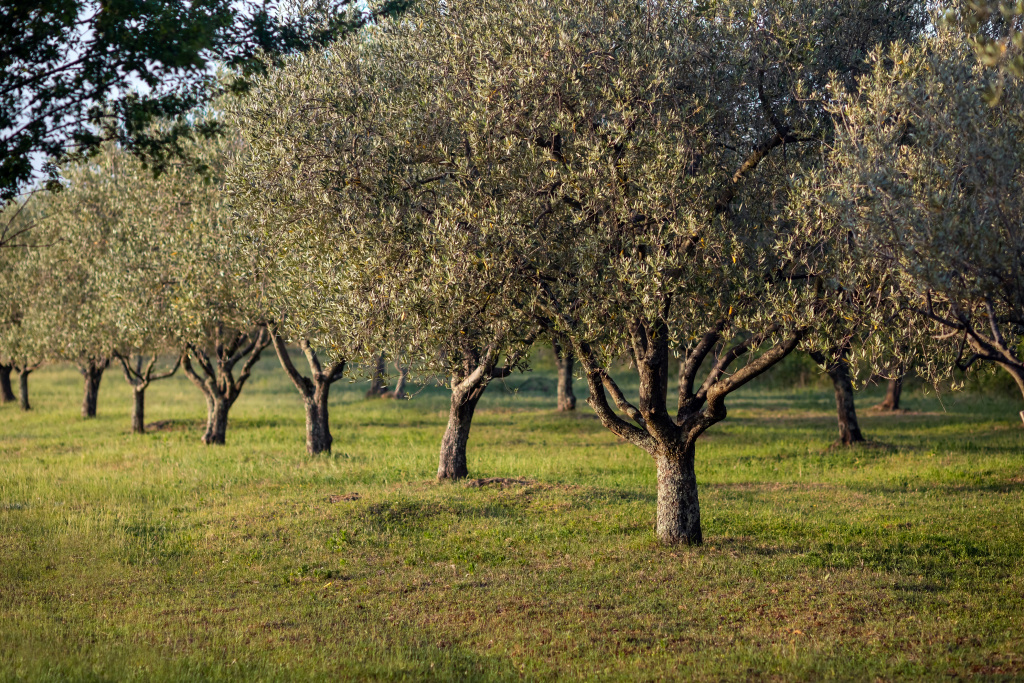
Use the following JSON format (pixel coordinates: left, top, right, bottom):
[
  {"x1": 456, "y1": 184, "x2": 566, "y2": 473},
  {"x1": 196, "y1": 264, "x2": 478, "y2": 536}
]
[
  {"x1": 202, "y1": 397, "x2": 229, "y2": 445},
  {"x1": 655, "y1": 445, "x2": 702, "y2": 545},
  {"x1": 270, "y1": 333, "x2": 346, "y2": 455},
  {"x1": 810, "y1": 348, "x2": 865, "y2": 445},
  {"x1": 553, "y1": 341, "x2": 576, "y2": 411},
  {"x1": 18, "y1": 369, "x2": 31, "y2": 411},
  {"x1": 437, "y1": 385, "x2": 485, "y2": 481},
  {"x1": 366, "y1": 353, "x2": 388, "y2": 398},
  {"x1": 131, "y1": 387, "x2": 146, "y2": 434},
  {"x1": 303, "y1": 393, "x2": 332, "y2": 454},
  {"x1": 79, "y1": 358, "x2": 108, "y2": 418},
  {"x1": 879, "y1": 377, "x2": 903, "y2": 411},
  {"x1": 0, "y1": 364, "x2": 14, "y2": 404}
]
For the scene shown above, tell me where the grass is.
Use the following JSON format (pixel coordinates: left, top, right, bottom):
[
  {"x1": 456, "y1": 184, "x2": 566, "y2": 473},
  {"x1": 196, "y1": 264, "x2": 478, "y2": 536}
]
[{"x1": 1, "y1": 352, "x2": 1023, "y2": 681}]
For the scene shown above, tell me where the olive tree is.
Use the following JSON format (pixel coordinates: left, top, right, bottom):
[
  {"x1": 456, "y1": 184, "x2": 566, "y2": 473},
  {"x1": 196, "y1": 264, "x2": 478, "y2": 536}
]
[
  {"x1": 66, "y1": 144, "x2": 185, "y2": 433},
  {"x1": 823, "y1": 30, "x2": 1024, "y2": 422},
  {"x1": 336, "y1": 0, "x2": 919, "y2": 544},
  {"x1": 165, "y1": 134, "x2": 271, "y2": 446},
  {"x1": 226, "y1": 31, "x2": 540, "y2": 473}
]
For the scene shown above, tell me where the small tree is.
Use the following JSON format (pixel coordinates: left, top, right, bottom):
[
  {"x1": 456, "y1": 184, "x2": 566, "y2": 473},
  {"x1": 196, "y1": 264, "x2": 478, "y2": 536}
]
[
  {"x1": 164, "y1": 132, "x2": 271, "y2": 446},
  {"x1": 824, "y1": 30, "x2": 1024, "y2": 422}
]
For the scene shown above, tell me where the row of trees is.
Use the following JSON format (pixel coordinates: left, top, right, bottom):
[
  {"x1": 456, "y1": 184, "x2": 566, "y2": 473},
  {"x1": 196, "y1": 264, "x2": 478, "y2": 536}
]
[{"x1": 2, "y1": 0, "x2": 1022, "y2": 546}]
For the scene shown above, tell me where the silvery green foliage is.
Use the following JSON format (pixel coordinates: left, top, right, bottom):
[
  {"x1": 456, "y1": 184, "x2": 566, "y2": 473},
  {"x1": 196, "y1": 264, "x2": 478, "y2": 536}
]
[
  {"x1": 824, "y1": 30, "x2": 1024, "y2": 398},
  {"x1": 228, "y1": 0, "x2": 921, "y2": 393}
]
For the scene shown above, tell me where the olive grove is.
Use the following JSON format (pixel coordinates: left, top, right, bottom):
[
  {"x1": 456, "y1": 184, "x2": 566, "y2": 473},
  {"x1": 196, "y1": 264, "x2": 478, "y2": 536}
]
[{"x1": 227, "y1": 0, "x2": 924, "y2": 543}]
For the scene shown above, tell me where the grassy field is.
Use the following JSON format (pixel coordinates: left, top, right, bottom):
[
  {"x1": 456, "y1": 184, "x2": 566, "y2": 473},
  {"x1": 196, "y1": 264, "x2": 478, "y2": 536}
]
[{"x1": 1, "y1": 353, "x2": 1023, "y2": 681}]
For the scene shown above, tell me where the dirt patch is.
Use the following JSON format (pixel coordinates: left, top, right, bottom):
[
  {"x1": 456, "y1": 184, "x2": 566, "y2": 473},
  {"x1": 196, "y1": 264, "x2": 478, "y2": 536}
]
[
  {"x1": 465, "y1": 477, "x2": 534, "y2": 488},
  {"x1": 327, "y1": 493, "x2": 361, "y2": 502}
]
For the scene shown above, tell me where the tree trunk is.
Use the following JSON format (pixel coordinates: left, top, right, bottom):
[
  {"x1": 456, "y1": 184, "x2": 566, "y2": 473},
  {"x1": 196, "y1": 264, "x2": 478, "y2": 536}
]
[
  {"x1": 655, "y1": 445, "x2": 702, "y2": 545},
  {"x1": 18, "y1": 369, "x2": 31, "y2": 411},
  {"x1": 0, "y1": 365, "x2": 14, "y2": 404},
  {"x1": 437, "y1": 386, "x2": 485, "y2": 481},
  {"x1": 366, "y1": 353, "x2": 387, "y2": 398},
  {"x1": 998, "y1": 362, "x2": 1024, "y2": 425},
  {"x1": 131, "y1": 387, "x2": 146, "y2": 434},
  {"x1": 879, "y1": 377, "x2": 903, "y2": 411},
  {"x1": 810, "y1": 349, "x2": 865, "y2": 445},
  {"x1": 829, "y1": 359, "x2": 864, "y2": 445},
  {"x1": 389, "y1": 365, "x2": 409, "y2": 399},
  {"x1": 555, "y1": 344, "x2": 576, "y2": 412},
  {"x1": 304, "y1": 387, "x2": 333, "y2": 455},
  {"x1": 80, "y1": 362, "x2": 106, "y2": 418},
  {"x1": 201, "y1": 396, "x2": 230, "y2": 445}
]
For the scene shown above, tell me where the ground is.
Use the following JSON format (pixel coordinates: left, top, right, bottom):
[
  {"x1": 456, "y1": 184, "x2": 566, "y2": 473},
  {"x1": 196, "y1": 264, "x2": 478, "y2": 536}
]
[{"x1": 0, "y1": 354, "x2": 1022, "y2": 681}]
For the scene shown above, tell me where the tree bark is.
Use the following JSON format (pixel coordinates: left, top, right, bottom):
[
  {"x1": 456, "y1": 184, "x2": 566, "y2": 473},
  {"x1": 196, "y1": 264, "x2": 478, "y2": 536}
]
[
  {"x1": 553, "y1": 341, "x2": 576, "y2": 411},
  {"x1": 202, "y1": 396, "x2": 230, "y2": 445},
  {"x1": 810, "y1": 348, "x2": 864, "y2": 445},
  {"x1": 0, "y1": 364, "x2": 14, "y2": 404},
  {"x1": 366, "y1": 352, "x2": 387, "y2": 398},
  {"x1": 79, "y1": 358, "x2": 108, "y2": 418},
  {"x1": 387, "y1": 364, "x2": 409, "y2": 399},
  {"x1": 18, "y1": 369, "x2": 31, "y2": 411},
  {"x1": 437, "y1": 384, "x2": 485, "y2": 481},
  {"x1": 270, "y1": 333, "x2": 345, "y2": 455},
  {"x1": 131, "y1": 387, "x2": 146, "y2": 434},
  {"x1": 304, "y1": 388, "x2": 333, "y2": 454},
  {"x1": 655, "y1": 445, "x2": 702, "y2": 545},
  {"x1": 879, "y1": 377, "x2": 903, "y2": 411}
]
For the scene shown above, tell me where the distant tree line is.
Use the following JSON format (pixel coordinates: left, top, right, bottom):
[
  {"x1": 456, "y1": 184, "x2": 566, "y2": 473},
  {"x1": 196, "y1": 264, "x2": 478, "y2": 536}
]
[{"x1": 2, "y1": 0, "x2": 1023, "y2": 546}]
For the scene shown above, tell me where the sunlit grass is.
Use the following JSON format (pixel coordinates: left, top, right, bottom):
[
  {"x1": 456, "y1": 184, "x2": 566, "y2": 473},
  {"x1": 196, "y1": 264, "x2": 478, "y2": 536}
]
[{"x1": 1, "y1": 354, "x2": 1022, "y2": 681}]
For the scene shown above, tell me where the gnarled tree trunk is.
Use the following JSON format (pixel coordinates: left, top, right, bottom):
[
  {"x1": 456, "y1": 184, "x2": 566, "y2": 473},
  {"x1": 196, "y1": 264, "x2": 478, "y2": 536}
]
[
  {"x1": 569, "y1": 314, "x2": 804, "y2": 546},
  {"x1": 18, "y1": 368, "x2": 31, "y2": 411},
  {"x1": 79, "y1": 358, "x2": 109, "y2": 418},
  {"x1": 304, "y1": 390, "x2": 332, "y2": 454},
  {"x1": 435, "y1": 334, "x2": 539, "y2": 482},
  {"x1": 182, "y1": 326, "x2": 270, "y2": 446},
  {"x1": 553, "y1": 340, "x2": 576, "y2": 411},
  {"x1": 879, "y1": 377, "x2": 903, "y2": 411},
  {"x1": 0, "y1": 364, "x2": 14, "y2": 404},
  {"x1": 437, "y1": 384, "x2": 486, "y2": 481},
  {"x1": 270, "y1": 333, "x2": 346, "y2": 455},
  {"x1": 810, "y1": 347, "x2": 864, "y2": 445}
]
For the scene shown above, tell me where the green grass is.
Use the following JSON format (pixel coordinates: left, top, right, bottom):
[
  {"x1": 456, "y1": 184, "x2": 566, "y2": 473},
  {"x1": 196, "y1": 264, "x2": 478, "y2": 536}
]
[{"x1": 1, "y1": 353, "x2": 1023, "y2": 681}]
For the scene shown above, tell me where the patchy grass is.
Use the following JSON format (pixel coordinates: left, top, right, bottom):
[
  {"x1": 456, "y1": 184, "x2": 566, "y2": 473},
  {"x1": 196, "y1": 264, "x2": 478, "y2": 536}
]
[{"x1": 0, "y1": 355, "x2": 1022, "y2": 681}]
